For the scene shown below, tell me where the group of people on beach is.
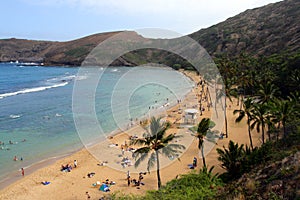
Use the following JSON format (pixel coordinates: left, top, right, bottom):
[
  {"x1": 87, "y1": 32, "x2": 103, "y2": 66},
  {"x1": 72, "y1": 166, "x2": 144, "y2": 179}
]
[
  {"x1": 61, "y1": 160, "x2": 77, "y2": 172},
  {"x1": 127, "y1": 171, "x2": 146, "y2": 188}
]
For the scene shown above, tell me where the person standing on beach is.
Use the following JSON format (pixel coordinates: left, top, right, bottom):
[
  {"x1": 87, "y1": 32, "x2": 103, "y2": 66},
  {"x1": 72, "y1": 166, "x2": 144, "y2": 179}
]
[
  {"x1": 127, "y1": 176, "x2": 131, "y2": 186},
  {"x1": 74, "y1": 160, "x2": 77, "y2": 168},
  {"x1": 127, "y1": 170, "x2": 131, "y2": 186},
  {"x1": 21, "y1": 168, "x2": 24, "y2": 176},
  {"x1": 122, "y1": 148, "x2": 125, "y2": 156},
  {"x1": 193, "y1": 157, "x2": 197, "y2": 167}
]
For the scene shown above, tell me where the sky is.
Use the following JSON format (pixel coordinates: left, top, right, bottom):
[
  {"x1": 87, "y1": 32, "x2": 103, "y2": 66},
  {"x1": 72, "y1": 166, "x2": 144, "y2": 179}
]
[{"x1": 1, "y1": 0, "x2": 282, "y2": 41}]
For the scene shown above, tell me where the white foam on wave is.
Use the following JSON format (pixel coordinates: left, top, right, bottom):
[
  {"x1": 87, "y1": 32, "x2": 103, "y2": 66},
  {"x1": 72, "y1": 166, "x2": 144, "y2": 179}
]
[
  {"x1": 9, "y1": 114, "x2": 22, "y2": 119},
  {"x1": 47, "y1": 75, "x2": 75, "y2": 82},
  {"x1": 0, "y1": 82, "x2": 69, "y2": 99},
  {"x1": 46, "y1": 74, "x2": 87, "y2": 82},
  {"x1": 74, "y1": 75, "x2": 88, "y2": 81}
]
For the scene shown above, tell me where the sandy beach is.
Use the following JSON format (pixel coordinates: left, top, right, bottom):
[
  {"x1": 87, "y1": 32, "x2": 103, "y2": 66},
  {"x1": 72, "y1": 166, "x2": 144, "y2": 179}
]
[{"x1": 0, "y1": 70, "x2": 262, "y2": 200}]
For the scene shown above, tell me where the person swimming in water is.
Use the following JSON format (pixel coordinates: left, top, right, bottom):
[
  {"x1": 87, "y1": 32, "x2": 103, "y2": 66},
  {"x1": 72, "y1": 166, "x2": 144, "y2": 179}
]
[{"x1": 13, "y1": 156, "x2": 18, "y2": 161}]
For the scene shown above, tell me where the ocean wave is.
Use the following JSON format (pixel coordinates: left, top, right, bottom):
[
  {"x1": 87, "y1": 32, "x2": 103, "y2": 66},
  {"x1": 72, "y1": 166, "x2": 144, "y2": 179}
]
[
  {"x1": 46, "y1": 74, "x2": 87, "y2": 82},
  {"x1": 0, "y1": 82, "x2": 69, "y2": 99},
  {"x1": 55, "y1": 113, "x2": 62, "y2": 117},
  {"x1": 74, "y1": 75, "x2": 88, "y2": 81},
  {"x1": 46, "y1": 75, "x2": 75, "y2": 82},
  {"x1": 9, "y1": 114, "x2": 22, "y2": 119}
]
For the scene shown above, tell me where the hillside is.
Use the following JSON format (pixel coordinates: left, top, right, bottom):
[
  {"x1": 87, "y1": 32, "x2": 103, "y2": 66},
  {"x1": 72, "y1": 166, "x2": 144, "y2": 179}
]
[
  {"x1": 190, "y1": 0, "x2": 300, "y2": 56},
  {"x1": 0, "y1": 31, "x2": 129, "y2": 66},
  {"x1": 0, "y1": 0, "x2": 299, "y2": 66}
]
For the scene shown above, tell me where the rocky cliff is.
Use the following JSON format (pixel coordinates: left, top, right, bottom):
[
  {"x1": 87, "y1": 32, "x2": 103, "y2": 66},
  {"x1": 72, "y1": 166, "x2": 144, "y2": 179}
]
[{"x1": 190, "y1": 0, "x2": 300, "y2": 56}]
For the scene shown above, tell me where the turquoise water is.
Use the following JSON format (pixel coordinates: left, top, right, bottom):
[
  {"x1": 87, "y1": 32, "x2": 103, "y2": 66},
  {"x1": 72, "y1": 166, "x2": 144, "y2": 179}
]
[{"x1": 0, "y1": 63, "x2": 193, "y2": 182}]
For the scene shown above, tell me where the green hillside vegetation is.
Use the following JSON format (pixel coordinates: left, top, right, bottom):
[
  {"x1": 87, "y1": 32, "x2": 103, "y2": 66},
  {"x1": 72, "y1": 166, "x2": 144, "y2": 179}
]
[{"x1": 110, "y1": 166, "x2": 223, "y2": 200}]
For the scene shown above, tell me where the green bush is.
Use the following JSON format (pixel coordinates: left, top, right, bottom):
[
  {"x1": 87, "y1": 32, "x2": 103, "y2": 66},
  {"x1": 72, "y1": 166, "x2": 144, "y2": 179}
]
[{"x1": 110, "y1": 168, "x2": 223, "y2": 200}]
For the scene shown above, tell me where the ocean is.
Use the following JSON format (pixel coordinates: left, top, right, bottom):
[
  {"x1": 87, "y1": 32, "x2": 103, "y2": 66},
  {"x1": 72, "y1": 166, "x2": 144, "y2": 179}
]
[{"x1": 0, "y1": 63, "x2": 194, "y2": 183}]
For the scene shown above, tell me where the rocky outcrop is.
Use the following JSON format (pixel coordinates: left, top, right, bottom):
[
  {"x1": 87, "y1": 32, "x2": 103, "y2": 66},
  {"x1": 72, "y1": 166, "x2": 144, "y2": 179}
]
[{"x1": 220, "y1": 151, "x2": 300, "y2": 200}]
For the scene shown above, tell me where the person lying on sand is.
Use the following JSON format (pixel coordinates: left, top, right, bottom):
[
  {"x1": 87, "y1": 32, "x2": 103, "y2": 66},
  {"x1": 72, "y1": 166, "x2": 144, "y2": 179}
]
[
  {"x1": 97, "y1": 161, "x2": 108, "y2": 166},
  {"x1": 41, "y1": 181, "x2": 51, "y2": 185},
  {"x1": 61, "y1": 164, "x2": 72, "y2": 172},
  {"x1": 87, "y1": 172, "x2": 95, "y2": 178}
]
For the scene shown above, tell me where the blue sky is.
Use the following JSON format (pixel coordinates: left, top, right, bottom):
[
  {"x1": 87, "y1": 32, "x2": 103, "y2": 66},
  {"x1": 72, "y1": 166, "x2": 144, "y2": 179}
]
[{"x1": 1, "y1": 0, "x2": 282, "y2": 41}]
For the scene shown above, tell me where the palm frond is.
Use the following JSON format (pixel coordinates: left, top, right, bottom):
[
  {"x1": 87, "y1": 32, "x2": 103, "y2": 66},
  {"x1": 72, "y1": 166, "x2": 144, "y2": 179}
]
[
  {"x1": 134, "y1": 147, "x2": 151, "y2": 168},
  {"x1": 133, "y1": 146, "x2": 151, "y2": 155},
  {"x1": 131, "y1": 138, "x2": 147, "y2": 146},
  {"x1": 167, "y1": 143, "x2": 186, "y2": 151},
  {"x1": 147, "y1": 152, "x2": 156, "y2": 172},
  {"x1": 161, "y1": 134, "x2": 176, "y2": 144}
]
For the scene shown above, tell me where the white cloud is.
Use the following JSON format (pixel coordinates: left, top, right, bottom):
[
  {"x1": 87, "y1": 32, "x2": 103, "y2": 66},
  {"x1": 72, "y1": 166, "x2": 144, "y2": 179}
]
[
  {"x1": 29, "y1": 0, "x2": 281, "y2": 13},
  {"x1": 22, "y1": 0, "x2": 282, "y2": 34}
]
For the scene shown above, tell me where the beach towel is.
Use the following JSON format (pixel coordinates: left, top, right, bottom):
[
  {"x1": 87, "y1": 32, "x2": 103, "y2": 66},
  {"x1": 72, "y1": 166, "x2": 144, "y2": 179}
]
[
  {"x1": 188, "y1": 164, "x2": 194, "y2": 169},
  {"x1": 42, "y1": 181, "x2": 51, "y2": 185},
  {"x1": 99, "y1": 184, "x2": 110, "y2": 192}
]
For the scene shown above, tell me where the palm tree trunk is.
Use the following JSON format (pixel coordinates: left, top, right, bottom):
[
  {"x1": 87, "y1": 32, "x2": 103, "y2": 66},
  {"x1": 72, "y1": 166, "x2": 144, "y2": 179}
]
[
  {"x1": 214, "y1": 83, "x2": 219, "y2": 118},
  {"x1": 267, "y1": 124, "x2": 271, "y2": 141},
  {"x1": 283, "y1": 122, "x2": 286, "y2": 139},
  {"x1": 224, "y1": 97, "x2": 228, "y2": 138},
  {"x1": 276, "y1": 122, "x2": 281, "y2": 141},
  {"x1": 155, "y1": 150, "x2": 161, "y2": 189},
  {"x1": 201, "y1": 145, "x2": 206, "y2": 167},
  {"x1": 262, "y1": 122, "x2": 265, "y2": 144},
  {"x1": 247, "y1": 118, "x2": 254, "y2": 150},
  {"x1": 206, "y1": 87, "x2": 212, "y2": 111},
  {"x1": 240, "y1": 95, "x2": 244, "y2": 110},
  {"x1": 199, "y1": 85, "x2": 204, "y2": 116}
]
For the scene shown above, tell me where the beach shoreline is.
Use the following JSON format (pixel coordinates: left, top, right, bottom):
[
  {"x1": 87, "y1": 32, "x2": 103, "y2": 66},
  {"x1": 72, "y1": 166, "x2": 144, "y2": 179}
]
[{"x1": 0, "y1": 68, "x2": 196, "y2": 190}]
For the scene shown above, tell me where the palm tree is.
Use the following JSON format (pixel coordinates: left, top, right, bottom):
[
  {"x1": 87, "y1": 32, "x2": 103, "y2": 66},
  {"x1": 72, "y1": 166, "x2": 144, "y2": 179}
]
[
  {"x1": 216, "y1": 140, "x2": 245, "y2": 178},
  {"x1": 223, "y1": 78, "x2": 238, "y2": 138},
  {"x1": 271, "y1": 98, "x2": 295, "y2": 139},
  {"x1": 265, "y1": 114, "x2": 276, "y2": 141},
  {"x1": 215, "y1": 55, "x2": 238, "y2": 138},
  {"x1": 131, "y1": 117, "x2": 185, "y2": 189},
  {"x1": 192, "y1": 118, "x2": 210, "y2": 168},
  {"x1": 250, "y1": 103, "x2": 269, "y2": 144},
  {"x1": 234, "y1": 53, "x2": 254, "y2": 108},
  {"x1": 233, "y1": 97, "x2": 254, "y2": 150},
  {"x1": 257, "y1": 82, "x2": 279, "y2": 104}
]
